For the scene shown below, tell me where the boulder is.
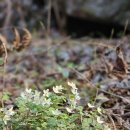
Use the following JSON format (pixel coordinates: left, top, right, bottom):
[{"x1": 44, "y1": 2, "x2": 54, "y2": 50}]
[{"x1": 66, "y1": 0, "x2": 130, "y2": 27}]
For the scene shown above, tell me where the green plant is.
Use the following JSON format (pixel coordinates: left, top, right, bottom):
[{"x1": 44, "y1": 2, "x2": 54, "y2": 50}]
[{"x1": 0, "y1": 82, "x2": 110, "y2": 130}]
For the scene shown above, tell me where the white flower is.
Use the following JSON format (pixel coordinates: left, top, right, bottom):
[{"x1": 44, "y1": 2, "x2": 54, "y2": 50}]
[
  {"x1": 71, "y1": 88, "x2": 77, "y2": 95},
  {"x1": 33, "y1": 97, "x2": 41, "y2": 105},
  {"x1": 39, "y1": 95, "x2": 44, "y2": 102},
  {"x1": 21, "y1": 92, "x2": 33, "y2": 102},
  {"x1": 33, "y1": 90, "x2": 41, "y2": 105},
  {"x1": 69, "y1": 99, "x2": 77, "y2": 108},
  {"x1": 5, "y1": 107, "x2": 15, "y2": 116},
  {"x1": 68, "y1": 82, "x2": 77, "y2": 90},
  {"x1": 41, "y1": 98, "x2": 52, "y2": 106},
  {"x1": 97, "y1": 116, "x2": 104, "y2": 124},
  {"x1": 43, "y1": 89, "x2": 50, "y2": 97},
  {"x1": 34, "y1": 90, "x2": 41, "y2": 97},
  {"x1": 45, "y1": 98, "x2": 52, "y2": 106},
  {"x1": 75, "y1": 93, "x2": 80, "y2": 100},
  {"x1": 1, "y1": 107, "x2": 15, "y2": 125},
  {"x1": 68, "y1": 82, "x2": 80, "y2": 100},
  {"x1": 3, "y1": 115, "x2": 10, "y2": 125},
  {"x1": 53, "y1": 85, "x2": 63, "y2": 93},
  {"x1": 21, "y1": 88, "x2": 33, "y2": 102},
  {"x1": 51, "y1": 109, "x2": 61, "y2": 115},
  {"x1": 104, "y1": 126, "x2": 111, "y2": 130},
  {"x1": 25, "y1": 88, "x2": 32, "y2": 93},
  {"x1": 87, "y1": 103, "x2": 95, "y2": 108},
  {"x1": 0, "y1": 108, "x2": 4, "y2": 112},
  {"x1": 66, "y1": 107, "x2": 73, "y2": 113},
  {"x1": 97, "y1": 107, "x2": 102, "y2": 114},
  {"x1": 21, "y1": 92, "x2": 26, "y2": 99}
]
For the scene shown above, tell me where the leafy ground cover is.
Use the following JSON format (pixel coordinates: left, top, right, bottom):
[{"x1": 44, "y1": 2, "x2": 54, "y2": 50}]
[{"x1": 0, "y1": 35, "x2": 130, "y2": 129}]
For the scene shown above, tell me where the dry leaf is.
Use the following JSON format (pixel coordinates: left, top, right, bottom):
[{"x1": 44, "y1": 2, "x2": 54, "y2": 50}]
[
  {"x1": 12, "y1": 27, "x2": 20, "y2": 49},
  {"x1": 113, "y1": 46, "x2": 128, "y2": 73},
  {"x1": 111, "y1": 46, "x2": 128, "y2": 80},
  {"x1": 0, "y1": 27, "x2": 31, "y2": 53},
  {"x1": 0, "y1": 27, "x2": 31, "y2": 65},
  {"x1": 21, "y1": 28, "x2": 32, "y2": 48},
  {"x1": 102, "y1": 57, "x2": 113, "y2": 74},
  {"x1": 96, "y1": 93, "x2": 109, "y2": 103},
  {"x1": 83, "y1": 66, "x2": 93, "y2": 80},
  {"x1": 103, "y1": 46, "x2": 128, "y2": 80},
  {"x1": 0, "y1": 34, "x2": 7, "y2": 56}
]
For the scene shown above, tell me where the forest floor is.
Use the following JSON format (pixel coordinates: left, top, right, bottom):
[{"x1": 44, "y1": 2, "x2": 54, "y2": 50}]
[{"x1": 0, "y1": 35, "x2": 130, "y2": 129}]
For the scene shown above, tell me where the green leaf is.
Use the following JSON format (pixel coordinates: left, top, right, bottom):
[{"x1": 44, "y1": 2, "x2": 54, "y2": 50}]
[
  {"x1": 36, "y1": 127, "x2": 41, "y2": 130},
  {"x1": 47, "y1": 117, "x2": 57, "y2": 127},
  {"x1": 2, "y1": 92, "x2": 11, "y2": 101},
  {"x1": 0, "y1": 58, "x2": 4, "y2": 65},
  {"x1": 57, "y1": 66, "x2": 69, "y2": 78},
  {"x1": 41, "y1": 122, "x2": 47, "y2": 128},
  {"x1": 82, "y1": 118, "x2": 93, "y2": 129}
]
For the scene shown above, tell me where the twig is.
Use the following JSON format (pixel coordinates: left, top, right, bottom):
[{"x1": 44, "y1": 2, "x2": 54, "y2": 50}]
[
  {"x1": 93, "y1": 88, "x2": 99, "y2": 105},
  {"x1": 17, "y1": 3, "x2": 26, "y2": 27},
  {"x1": 122, "y1": 20, "x2": 128, "y2": 37},
  {"x1": 100, "y1": 89, "x2": 130, "y2": 103},
  {"x1": 4, "y1": 0, "x2": 12, "y2": 27},
  {"x1": 0, "y1": 40, "x2": 8, "y2": 108},
  {"x1": 47, "y1": 0, "x2": 51, "y2": 36},
  {"x1": 70, "y1": 68, "x2": 95, "y2": 87},
  {"x1": 69, "y1": 39, "x2": 115, "y2": 50},
  {"x1": 2, "y1": 41, "x2": 8, "y2": 86},
  {"x1": 109, "y1": 28, "x2": 114, "y2": 40},
  {"x1": 2, "y1": 42, "x2": 8, "y2": 66},
  {"x1": 107, "y1": 113, "x2": 117, "y2": 130},
  {"x1": 52, "y1": 0, "x2": 65, "y2": 33},
  {"x1": 40, "y1": 21, "x2": 48, "y2": 39},
  {"x1": 44, "y1": 36, "x2": 71, "y2": 53}
]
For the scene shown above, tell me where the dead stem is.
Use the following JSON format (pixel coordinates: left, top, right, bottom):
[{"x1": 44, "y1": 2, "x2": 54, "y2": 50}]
[
  {"x1": 45, "y1": 36, "x2": 71, "y2": 53},
  {"x1": 122, "y1": 20, "x2": 129, "y2": 37},
  {"x1": 70, "y1": 68, "x2": 95, "y2": 87},
  {"x1": 47, "y1": 0, "x2": 51, "y2": 37},
  {"x1": 52, "y1": 0, "x2": 65, "y2": 33},
  {"x1": 4, "y1": 0, "x2": 12, "y2": 27},
  {"x1": 107, "y1": 112, "x2": 117, "y2": 130},
  {"x1": 100, "y1": 89, "x2": 130, "y2": 104},
  {"x1": 1, "y1": 41, "x2": 8, "y2": 108}
]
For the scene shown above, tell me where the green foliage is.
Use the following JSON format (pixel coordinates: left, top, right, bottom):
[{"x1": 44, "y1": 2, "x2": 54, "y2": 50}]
[
  {"x1": 0, "y1": 58, "x2": 4, "y2": 65},
  {"x1": 1, "y1": 91, "x2": 11, "y2": 101},
  {"x1": 42, "y1": 77, "x2": 65, "y2": 89},
  {"x1": 0, "y1": 82, "x2": 110, "y2": 130}
]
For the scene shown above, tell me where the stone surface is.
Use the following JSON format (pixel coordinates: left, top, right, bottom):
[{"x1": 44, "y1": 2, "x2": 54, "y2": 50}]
[{"x1": 65, "y1": 0, "x2": 130, "y2": 27}]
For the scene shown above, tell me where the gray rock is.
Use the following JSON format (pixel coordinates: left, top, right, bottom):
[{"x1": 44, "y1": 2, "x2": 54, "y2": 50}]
[{"x1": 66, "y1": 0, "x2": 130, "y2": 27}]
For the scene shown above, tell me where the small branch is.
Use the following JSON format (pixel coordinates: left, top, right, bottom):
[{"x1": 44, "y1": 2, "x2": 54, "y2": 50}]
[
  {"x1": 107, "y1": 113, "x2": 117, "y2": 130},
  {"x1": 0, "y1": 40, "x2": 8, "y2": 108},
  {"x1": 47, "y1": 0, "x2": 52, "y2": 37},
  {"x1": 52, "y1": 0, "x2": 65, "y2": 33},
  {"x1": 2, "y1": 42, "x2": 8, "y2": 66},
  {"x1": 44, "y1": 36, "x2": 71, "y2": 53},
  {"x1": 122, "y1": 20, "x2": 128, "y2": 37},
  {"x1": 4, "y1": 0, "x2": 12, "y2": 27},
  {"x1": 100, "y1": 89, "x2": 130, "y2": 104},
  {"x1": 70, "y1": 68, "x2": 95, "y2": 87}
]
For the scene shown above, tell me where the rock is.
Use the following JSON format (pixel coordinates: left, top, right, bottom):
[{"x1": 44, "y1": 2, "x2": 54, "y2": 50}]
[{"x1": 65, "y1": 0, "x2": 130, "y2": 28}]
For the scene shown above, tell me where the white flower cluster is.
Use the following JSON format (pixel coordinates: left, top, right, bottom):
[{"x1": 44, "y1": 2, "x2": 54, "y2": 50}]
[
  {"x1": 53, "y1": 85, "x2": 63, "y2": 94},
  {"x1": 21, "y1": 88, "x2": 52, "y2": 106},
  {"x1": 52, "y1": 85, "x2": 64, "y2": 116},
  {"x1": 21, "y1": 83, "x2": 80, "y2": 115},
  {"x1": 0, "y1": 107, "x2": 15, "y2": 125},
  {"x1": 68, "y1": 82, "x2": 80, "y2": 100},
  {"x1": 87, "y1": 103, "x2": 104, "y2": 124},
  {"x1": 66, "y1": 82, "x2": 81, "y2": 113},
  {"x1": 51, "y1": 109, "x2": 61, "y2": 116}
]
